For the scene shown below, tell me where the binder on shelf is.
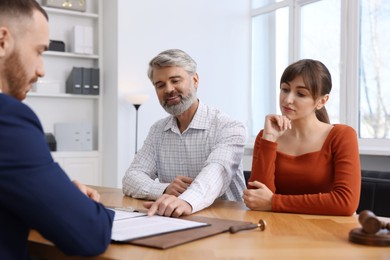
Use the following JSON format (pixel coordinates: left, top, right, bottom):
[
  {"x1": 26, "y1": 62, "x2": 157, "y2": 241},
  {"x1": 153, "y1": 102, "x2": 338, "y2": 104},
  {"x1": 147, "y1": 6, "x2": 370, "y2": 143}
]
[
  {"x1": 71, "y1": 25, "x2": 84, "y2": 54},
  {"x1": 71, "y1": 25, "x2": 94, "y2": 54},
  {"x1": 66, "y1": 67, "x2": 82, "y2": 94},
  {"x1": 90, "y1": 68, "x2": 100, "y2": 95},
  {"x1": 82, "y1": 68, "x2": 91, "y2": 95},
  {"x1": 83, "y1": 26, "x2": 94, "y2": 54}
]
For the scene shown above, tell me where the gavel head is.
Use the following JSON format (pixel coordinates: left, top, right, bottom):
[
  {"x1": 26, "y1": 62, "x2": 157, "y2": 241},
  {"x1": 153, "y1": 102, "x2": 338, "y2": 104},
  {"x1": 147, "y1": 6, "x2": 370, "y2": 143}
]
[{"x1": 358, "y1": 210, "x2": 382, "y2": 234}]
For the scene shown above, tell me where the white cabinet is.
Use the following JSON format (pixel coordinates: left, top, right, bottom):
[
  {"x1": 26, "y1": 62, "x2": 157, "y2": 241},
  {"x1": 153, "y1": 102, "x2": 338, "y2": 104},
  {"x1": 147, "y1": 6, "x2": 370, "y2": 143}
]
[
  {"x1": 53, "y1": 152, "x2": 100, "y2": 185},
  {"x1": 24, "y1": 0, "x2": 103, "y2": 185}
]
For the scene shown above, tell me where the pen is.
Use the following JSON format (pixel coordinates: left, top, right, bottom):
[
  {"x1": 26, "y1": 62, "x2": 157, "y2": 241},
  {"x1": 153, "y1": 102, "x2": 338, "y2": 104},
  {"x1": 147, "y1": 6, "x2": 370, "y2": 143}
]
[{"x1": 229, "y1": 219, "x2": 267, "y2": 233}]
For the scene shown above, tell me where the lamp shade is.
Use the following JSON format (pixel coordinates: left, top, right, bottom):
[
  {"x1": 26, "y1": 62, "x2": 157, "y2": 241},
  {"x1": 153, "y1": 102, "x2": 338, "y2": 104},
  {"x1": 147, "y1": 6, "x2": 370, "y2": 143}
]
[{"x1": 125, "y1": 94, "x2": 149, "y2": 105}]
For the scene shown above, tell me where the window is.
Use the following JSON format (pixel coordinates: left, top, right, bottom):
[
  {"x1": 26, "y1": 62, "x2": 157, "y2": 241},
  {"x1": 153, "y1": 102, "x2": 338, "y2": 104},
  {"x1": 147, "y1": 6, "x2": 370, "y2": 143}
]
[
  {"x1": 250, "y1": 0, "x2": 390, "y2": 155},
  {"x1": 300, "y1": 0, "x2": 340, "y2": 123},
  {"x1": 359, "y1": 0, "x2": 390, "y2": 139},
  {"x1": 251, "y1": 6, "x2": 289, "y2": 133}
]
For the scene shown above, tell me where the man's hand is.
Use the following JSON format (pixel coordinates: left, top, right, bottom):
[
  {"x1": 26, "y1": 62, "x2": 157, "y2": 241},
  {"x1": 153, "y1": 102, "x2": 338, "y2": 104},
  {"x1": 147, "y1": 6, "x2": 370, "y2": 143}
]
[
  {"x1": 164, "y1": 176, "x2": 193, "y2": 196},
  {"x1": 143, "y1": 194, "x2": 192, "y2": 217},
  {"x1": 243, "y1": 181, "x2": 273, "y2": 211},
  {"x1": 72, "y1": 180, "x2": 100, "y2": 202}
]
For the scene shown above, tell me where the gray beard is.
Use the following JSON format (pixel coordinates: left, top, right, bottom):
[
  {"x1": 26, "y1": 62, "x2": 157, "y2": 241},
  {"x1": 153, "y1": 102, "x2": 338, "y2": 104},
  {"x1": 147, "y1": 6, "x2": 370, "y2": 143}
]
[{"x1": 162, "y1": 90, "x2": 197, "y2": 116}]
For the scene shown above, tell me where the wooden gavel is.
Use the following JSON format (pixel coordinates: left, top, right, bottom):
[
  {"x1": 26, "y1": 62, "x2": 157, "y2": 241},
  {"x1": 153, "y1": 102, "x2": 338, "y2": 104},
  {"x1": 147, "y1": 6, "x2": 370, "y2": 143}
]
[{"x1": 358, "y1": 210, "x2": 390, "y2": 234}]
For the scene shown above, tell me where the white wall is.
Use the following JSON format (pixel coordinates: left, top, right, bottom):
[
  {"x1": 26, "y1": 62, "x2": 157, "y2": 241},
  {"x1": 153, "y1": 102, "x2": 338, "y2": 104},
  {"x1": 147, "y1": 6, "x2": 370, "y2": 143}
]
[{"x1": 103, "y1": 0, "x2": 251, "y2": 187}]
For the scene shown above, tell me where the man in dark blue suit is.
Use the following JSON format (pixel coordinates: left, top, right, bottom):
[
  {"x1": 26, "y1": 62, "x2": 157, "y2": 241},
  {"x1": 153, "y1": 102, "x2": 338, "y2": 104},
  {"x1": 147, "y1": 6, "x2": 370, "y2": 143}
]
[{"x1": 0, "y1": 0, "x2": 114, "y2": 259}]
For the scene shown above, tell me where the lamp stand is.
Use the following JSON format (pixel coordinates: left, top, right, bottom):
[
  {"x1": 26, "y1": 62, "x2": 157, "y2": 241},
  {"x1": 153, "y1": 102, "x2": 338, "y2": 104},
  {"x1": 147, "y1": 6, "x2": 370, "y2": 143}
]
[
  {"x1": 133, "y1": 104, "x2": 141, "y2": 154},
  {"x1": 126, "y1": 93, "x2": 148, "y2": 154}
]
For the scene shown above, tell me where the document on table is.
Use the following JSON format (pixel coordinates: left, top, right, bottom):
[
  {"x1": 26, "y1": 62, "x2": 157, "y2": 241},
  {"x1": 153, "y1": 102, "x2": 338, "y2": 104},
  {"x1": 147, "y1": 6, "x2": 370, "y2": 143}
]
[{"x1": 110, "y1": 209, "x2": 209, "y2": 241}]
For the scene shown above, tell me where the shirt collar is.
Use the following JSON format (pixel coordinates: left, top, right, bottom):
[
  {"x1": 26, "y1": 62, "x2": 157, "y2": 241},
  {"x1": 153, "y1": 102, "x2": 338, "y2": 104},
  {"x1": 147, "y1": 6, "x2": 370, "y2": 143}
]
[{"x1": 164, "y1": 101, "x2": 209, "y2": 132}]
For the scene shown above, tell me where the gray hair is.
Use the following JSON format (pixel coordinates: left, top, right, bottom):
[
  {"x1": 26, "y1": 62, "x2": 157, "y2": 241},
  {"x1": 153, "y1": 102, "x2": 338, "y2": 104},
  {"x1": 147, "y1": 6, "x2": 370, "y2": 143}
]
[{"x1": 147, "y1": 49, "x2": 197, "y2": 81}]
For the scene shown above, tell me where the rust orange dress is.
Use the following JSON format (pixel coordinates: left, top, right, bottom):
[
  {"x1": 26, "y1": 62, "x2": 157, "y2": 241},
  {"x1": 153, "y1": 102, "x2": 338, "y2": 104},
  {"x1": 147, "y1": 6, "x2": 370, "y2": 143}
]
[{"x1": 249, "y1": 124, "x2": 361, "y2": 216}]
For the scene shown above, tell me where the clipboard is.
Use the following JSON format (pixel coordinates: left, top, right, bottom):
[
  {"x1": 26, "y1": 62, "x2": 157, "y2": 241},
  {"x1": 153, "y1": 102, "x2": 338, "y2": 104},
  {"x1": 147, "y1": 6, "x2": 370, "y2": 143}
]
[
  {"x1": 111, "y1": 210, "x2": 209, "y2": 242},
  {"x1": 122, "y1": 216, "x2": 254, "y2": 249}
]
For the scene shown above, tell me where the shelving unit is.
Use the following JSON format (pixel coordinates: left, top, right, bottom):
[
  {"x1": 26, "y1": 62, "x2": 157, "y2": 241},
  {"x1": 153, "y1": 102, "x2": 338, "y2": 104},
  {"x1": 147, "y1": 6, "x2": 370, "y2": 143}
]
[
  {"x1": 24, "y1": 0, "x2": 103, "y2": 185},
  {"x1": 44, "y1": 50, "x2": 99, "y2": 59},
  {"x1": 42, "y1": 6, "x2": 98, "y2": 18},
  {"x1": 28, "y1": 92, "x2": 99, "y2": 99}
]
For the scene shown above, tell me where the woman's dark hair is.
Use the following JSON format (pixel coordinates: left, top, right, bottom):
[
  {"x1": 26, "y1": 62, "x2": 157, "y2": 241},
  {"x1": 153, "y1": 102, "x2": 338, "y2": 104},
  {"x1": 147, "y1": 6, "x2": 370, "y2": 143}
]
[{"x1": 280, "y1": 59, "x2": 332, "y2": 124}]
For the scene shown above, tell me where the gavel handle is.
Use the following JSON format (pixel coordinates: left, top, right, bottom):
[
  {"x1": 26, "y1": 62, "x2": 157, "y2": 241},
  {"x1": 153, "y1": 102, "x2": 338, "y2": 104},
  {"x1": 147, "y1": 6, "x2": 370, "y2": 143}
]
[{"x1": 229, "y1": 223, "x2": 259, "y2": 234}]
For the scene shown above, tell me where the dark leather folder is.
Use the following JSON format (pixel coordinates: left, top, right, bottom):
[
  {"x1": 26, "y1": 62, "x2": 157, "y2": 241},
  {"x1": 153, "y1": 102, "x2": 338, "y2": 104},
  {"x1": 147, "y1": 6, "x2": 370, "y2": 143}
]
[{"x1": 121, "y1": 216, "x2": 252, "y2": 249}]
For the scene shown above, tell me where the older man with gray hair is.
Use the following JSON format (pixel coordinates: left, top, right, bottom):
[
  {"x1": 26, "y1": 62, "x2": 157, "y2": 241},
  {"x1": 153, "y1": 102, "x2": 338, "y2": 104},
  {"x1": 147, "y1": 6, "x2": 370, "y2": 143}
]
[{"x1": 122, "y1": 49, "x2": 246, "y2": 217}]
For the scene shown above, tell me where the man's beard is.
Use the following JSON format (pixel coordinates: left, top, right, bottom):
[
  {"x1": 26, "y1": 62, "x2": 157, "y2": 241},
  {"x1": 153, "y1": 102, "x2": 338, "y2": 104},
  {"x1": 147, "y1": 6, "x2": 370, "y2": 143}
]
[
  {"x1": 3, "y1": 49, "x2": 32, "y2": 101},
  {"x1": 161, "y1": 85, "x2": 197, "y2": 116}
]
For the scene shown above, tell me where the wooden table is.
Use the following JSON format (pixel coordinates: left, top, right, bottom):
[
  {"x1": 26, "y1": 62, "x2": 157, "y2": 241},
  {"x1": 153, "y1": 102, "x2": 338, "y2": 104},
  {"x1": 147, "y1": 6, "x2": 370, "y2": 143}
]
[{"x1": 29, "y1": 186, "x2": 390, "y2": 259}]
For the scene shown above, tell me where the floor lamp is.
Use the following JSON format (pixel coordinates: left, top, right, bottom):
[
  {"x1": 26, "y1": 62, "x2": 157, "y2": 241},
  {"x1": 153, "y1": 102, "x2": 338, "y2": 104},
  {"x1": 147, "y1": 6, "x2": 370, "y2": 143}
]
[{"x1": 126, "y1": 94, "x2": 149, "y2": 154}]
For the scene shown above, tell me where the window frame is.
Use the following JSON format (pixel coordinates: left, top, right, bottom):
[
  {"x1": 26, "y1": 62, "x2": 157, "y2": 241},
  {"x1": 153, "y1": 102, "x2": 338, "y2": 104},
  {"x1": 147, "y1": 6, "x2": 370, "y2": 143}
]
[{"x1": 249, "y1": 0, "x2": 390, "y2": 155}]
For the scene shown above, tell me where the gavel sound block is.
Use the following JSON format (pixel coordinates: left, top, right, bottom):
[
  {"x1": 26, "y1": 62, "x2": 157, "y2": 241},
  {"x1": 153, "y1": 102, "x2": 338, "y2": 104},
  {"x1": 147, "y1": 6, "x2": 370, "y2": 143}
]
[{"x1": 349, "y1": 210, "x2": 390, "y2": 246}]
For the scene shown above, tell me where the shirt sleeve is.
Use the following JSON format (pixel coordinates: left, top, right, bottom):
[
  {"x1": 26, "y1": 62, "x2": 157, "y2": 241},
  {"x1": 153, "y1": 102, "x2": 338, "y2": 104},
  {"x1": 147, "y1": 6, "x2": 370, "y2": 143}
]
[
  {"x1": 122, "y1": 122, "x2": 169, "y2": 200},
  {"x1": 179, "y1": 119, "x2": 247, "y2": 213},
  {"x1": 0, "y1": 101, "x2": 114, "y2": 256}
]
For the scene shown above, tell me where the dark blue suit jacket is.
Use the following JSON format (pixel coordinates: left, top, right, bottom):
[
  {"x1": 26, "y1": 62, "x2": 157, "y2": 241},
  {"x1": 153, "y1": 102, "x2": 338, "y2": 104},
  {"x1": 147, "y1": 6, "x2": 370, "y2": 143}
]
[{"x1": 0, "y1": 94, "x2": 114, "y2": 259}]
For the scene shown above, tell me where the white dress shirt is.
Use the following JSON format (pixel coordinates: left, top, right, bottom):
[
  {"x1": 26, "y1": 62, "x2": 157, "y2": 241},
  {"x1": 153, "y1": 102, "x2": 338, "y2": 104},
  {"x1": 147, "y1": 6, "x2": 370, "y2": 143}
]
[{"x1": 122, "y1": 101, "x2": 246, "y2": 213}]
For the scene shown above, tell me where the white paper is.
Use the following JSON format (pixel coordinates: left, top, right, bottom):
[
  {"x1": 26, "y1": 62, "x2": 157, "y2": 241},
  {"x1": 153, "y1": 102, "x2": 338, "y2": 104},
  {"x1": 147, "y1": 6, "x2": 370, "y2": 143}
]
[
  {"x1": 111, "y1": 214, "x2": 208, "y2": 241},
  {"x1": 113, "y1": 210, "x2": 147, "y2": 221}
]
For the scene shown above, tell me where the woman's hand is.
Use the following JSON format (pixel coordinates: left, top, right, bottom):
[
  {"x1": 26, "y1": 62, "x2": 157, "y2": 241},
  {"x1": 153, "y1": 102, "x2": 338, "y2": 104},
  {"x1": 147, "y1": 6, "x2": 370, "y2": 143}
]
[
  {"x1": 262, "y1": 114, "x2": 291, "y2": 142},
  {"x1": 243, "y1": 181, "x2": 273, "y2": 211}
]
